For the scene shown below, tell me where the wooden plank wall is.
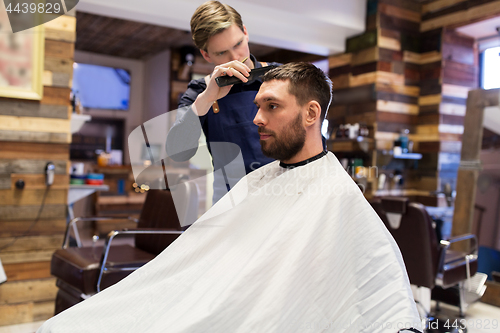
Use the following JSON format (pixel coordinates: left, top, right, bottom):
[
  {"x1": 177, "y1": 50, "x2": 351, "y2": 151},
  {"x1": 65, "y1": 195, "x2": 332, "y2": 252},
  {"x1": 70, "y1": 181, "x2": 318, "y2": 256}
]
[
  {"x1": 0, "y1": 13, "x2": 76, "y2": 326},
  {"x1": 328, "y1": 0, "x2": 493, "y2": 202},
  {"x1": 329, "y1": 0, "x2": 429, "y2": 199},
  {"x1": 418, "y1": 0, "x2": 493, "y2": 194}
]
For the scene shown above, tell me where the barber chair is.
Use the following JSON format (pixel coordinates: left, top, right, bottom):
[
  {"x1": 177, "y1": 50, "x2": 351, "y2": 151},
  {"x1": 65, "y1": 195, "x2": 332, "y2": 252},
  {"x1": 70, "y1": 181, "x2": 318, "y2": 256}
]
[
  {"x1": 51, "y1": 178, "x2": 199, "y2": 314},
  {"x1": 371, "y1": 197, "x2": 480, "y2": 332}
]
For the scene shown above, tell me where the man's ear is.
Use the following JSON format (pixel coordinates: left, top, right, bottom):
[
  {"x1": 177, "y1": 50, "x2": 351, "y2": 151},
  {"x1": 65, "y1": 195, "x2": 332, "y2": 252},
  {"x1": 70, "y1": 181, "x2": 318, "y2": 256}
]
[
  {"x1": 243, "y1": 24, "x2": 249, "y2": 40},
  {"x1": 200, "y1": 49, "x2": 213, "y2": 64},
  {"x1": 304, "y1": 101, "x2": 321, "y2": 128}
]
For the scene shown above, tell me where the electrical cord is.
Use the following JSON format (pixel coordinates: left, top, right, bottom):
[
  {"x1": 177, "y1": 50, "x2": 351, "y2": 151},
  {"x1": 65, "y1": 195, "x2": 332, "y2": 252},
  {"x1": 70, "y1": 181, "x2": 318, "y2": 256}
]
[{"x1": 0, "y1": 184, "x2": 51, "y2": 252}]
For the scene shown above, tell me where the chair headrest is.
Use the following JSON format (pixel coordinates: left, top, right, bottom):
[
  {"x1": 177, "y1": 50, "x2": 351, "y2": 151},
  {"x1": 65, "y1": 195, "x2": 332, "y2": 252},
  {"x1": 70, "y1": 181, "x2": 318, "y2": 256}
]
[{"x1": 381, "y1": 197, "x2": 409, "y2": 215}]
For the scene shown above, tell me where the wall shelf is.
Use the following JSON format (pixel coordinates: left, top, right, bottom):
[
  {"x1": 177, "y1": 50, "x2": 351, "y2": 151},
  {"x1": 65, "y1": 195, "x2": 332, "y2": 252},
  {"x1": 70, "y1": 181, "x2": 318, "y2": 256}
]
[
  {"x1": 70, "y1": 113, "x2": 91, "y2": 134},
  {"x1": 393, "y1": 153, "x2": 422, "y2": 160},
  {"x1": 327, "y1": 137, "x2": 374, "y2": 153}
]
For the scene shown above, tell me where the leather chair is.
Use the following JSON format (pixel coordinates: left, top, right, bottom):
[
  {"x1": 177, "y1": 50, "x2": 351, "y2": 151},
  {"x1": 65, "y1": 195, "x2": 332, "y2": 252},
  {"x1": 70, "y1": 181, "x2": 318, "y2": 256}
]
[
  {"x1": 370, "y1": 197, "x2": 478, "y2": 321},
  {"x1": 51, "y1": 179, "x2": 199, "y2": 314}
]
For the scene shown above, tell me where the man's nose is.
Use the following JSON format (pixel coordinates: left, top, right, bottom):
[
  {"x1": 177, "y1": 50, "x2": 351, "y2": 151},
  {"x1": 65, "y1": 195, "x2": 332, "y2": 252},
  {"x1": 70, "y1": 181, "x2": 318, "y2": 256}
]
[
  {"x1": 228, "y1": 50, "x2": 239, "y2": 61},
  {"x1": 253, "y1": 109, "x2": 265, "y2": 126}
]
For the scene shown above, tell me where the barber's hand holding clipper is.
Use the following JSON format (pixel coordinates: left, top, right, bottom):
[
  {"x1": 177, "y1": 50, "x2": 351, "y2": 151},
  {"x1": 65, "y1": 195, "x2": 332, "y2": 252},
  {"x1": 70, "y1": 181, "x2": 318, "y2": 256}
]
[{"x1": 192, "y1": 57, "x2": 250, "y2": 116}]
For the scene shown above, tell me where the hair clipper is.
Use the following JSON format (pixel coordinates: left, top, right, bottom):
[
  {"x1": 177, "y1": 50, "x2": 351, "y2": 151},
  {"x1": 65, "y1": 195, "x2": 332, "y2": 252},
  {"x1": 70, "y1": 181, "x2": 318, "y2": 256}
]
[{"x1": 215, "y1": 65, "x2": 278, "y2": 87}]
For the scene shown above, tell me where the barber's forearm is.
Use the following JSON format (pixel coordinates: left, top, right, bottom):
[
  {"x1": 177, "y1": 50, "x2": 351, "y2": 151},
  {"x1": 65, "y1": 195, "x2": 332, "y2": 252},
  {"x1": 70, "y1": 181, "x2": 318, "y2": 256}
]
[{"x1": 192, "y1": 91, "x2": 214, "y2": 117}]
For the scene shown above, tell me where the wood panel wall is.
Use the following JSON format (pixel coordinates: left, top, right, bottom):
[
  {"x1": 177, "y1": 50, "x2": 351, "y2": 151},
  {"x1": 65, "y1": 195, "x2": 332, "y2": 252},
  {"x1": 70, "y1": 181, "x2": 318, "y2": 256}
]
[
  {"x1": 327, "y1": 0, "x2": 496, "y2": 204},
  {"x1": 0, "y1": 13, "x2": 76, "y2": 326}
]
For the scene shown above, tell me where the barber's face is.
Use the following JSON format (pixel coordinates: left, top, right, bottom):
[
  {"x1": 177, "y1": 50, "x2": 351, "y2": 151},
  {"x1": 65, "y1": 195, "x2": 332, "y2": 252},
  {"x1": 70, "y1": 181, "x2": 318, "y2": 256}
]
[
  {"x1": 253, "y1": 80, "x2": 306, "y2": 162},
  {"x1": 201, "y1": 24, "x2": 250, "y2": 65}
]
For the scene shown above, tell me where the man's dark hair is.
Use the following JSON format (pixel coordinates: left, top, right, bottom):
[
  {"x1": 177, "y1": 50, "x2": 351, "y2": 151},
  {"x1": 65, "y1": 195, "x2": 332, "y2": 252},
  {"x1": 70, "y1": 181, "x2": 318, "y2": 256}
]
[{"x1": 262, "y1": 62, "x2": 333, "y2": 121}]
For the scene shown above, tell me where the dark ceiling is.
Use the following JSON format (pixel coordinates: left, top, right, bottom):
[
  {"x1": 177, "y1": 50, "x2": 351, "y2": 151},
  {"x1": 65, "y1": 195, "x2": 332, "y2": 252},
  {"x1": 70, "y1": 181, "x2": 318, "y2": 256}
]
[
  {"x1": 75, "y1": 12, "x2": 325, "y2": 63},
  {"x1": 76, "y1": 12, "x2": 195, "y2": 59}
]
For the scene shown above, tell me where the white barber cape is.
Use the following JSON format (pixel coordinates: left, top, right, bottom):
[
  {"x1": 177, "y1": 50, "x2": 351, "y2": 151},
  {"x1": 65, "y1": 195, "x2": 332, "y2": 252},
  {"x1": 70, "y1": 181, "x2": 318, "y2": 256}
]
[{"x1": 39, "y1": 152, "x2": 421, "y2": 333}]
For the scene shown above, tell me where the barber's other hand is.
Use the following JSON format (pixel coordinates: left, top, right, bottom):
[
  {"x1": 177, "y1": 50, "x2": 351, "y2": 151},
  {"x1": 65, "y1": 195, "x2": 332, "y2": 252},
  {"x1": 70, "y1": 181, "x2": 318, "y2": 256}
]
[{"x1": 193, "y1": 60, "x2": 250, "y2": 116}]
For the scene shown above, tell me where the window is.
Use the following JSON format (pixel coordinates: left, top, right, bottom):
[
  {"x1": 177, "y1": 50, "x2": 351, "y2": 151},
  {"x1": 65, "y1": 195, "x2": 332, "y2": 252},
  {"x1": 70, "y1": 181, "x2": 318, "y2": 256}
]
[{"x1": 481, "y1": 46, "x2": 500, "y2": 90}]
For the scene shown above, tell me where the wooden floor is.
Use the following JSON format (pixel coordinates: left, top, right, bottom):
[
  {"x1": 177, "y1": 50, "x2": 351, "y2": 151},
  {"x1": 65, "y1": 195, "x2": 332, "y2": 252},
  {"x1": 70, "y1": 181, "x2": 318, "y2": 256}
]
[{"x1": 1, "y1": 301, "x2": 499, "y2": 333}]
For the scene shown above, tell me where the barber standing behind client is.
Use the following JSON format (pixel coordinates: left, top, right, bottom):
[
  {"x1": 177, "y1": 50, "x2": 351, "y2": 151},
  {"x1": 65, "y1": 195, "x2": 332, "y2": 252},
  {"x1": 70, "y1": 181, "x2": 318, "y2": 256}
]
[
  {"x1": 167, "y1": 1, "x2": 280, "y2": 203},
  {"x1": 37, "y1": 63, "x2": 422, "y2": 333}
]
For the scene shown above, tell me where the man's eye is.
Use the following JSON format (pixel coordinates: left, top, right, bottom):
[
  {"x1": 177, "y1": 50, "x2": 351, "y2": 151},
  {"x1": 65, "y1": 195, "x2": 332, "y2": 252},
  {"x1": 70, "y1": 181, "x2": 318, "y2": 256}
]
[
  {"x1": 217, "y1": 51, "x2": 225, "y2": 56},
  {"x1": 269, "y1": 104, "x2": 277, "y2": 110},
  {"x1": 235, "y1": 41, "x2": 242, "y2": 47}
]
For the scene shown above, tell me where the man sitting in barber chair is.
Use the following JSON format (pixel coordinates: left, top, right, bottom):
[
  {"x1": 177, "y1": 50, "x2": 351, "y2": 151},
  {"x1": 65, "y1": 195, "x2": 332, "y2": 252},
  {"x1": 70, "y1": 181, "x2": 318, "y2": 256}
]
[{"x1": 38, "y1": 63, "x2": 422, "y2": 333}]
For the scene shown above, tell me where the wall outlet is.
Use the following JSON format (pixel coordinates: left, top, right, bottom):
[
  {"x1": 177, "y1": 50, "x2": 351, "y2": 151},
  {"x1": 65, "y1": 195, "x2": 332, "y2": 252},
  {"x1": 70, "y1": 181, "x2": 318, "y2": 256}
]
[{"x1": 0, "y1": 258, "x2": 6, "y2": 284}]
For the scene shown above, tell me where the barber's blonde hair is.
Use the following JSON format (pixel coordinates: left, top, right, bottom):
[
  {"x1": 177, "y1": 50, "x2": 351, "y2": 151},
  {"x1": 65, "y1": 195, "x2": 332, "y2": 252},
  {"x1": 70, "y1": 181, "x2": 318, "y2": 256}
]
[{"x1": 190, "y1": 1, "x2": 244, "y2": 51}]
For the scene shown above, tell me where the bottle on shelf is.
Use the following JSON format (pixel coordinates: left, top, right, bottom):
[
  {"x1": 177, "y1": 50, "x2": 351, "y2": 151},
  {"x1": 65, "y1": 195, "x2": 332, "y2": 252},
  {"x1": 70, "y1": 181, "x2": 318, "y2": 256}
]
[
  {"x1": 337, "y1": 124, "x2": 345, "y2": 138},
  {"x1": 393, "y1": 140, "x2": 402, "y2": 156},
  {"x1": 344, "y1": 124, "x2": 351, "y2": 139},
  {"x1": 399, "y1": 129, "x2": 410, "y2": 154},
  {"x1": 349, "y1": 123, "x2": 359, "y2": 139},
  {"x1": 359, "y1": 123, "x2": 369, "y2": 137}
]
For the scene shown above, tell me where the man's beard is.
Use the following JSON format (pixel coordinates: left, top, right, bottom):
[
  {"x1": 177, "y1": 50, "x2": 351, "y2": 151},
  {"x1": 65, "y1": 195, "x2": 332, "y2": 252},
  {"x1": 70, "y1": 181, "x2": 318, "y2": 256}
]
[{"x1": 258, "y1": 112, "x2": 306, "y2": 161}]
